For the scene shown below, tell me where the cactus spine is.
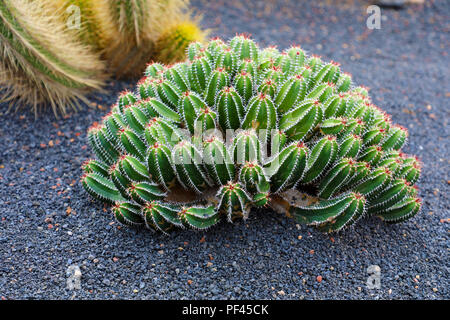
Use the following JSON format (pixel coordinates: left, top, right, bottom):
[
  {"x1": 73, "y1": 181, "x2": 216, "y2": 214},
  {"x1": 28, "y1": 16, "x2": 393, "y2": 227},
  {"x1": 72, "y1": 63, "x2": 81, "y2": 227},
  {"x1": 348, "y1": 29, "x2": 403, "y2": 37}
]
[{"x1": 82, "y1": 36, "x2": 422, "y2": 234}]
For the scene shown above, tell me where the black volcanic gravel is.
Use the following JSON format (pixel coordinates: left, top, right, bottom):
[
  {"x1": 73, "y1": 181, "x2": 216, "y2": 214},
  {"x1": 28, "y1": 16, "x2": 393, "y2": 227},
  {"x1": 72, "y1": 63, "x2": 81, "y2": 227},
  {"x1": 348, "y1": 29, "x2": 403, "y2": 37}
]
[{"x1": 0, "y1": 0, "x2": 448, "y2": 300}]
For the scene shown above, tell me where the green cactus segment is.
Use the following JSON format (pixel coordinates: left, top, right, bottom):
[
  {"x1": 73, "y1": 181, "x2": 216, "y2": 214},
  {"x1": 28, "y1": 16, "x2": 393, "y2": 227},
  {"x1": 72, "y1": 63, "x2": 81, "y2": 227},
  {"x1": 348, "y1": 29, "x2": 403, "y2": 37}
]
[
  {"x1": 216, "y1": 86, "x2": 244, "y2": 130},
  {"x1": 238, "y1": 59, "x2": 258, "y2": 78},
  {"x1": 377, "y1": 197, "x2": 421, "y2": 223},
  {"x1": 142, "y1": 201, "x2": 178, "y2": 233},
  {"x1": 187, "y1": 41, "x2": 205, "y2": 61},
  {"x1": 147, "y1": 143, "x2": 175, "y2": 191},
  {"x1": 258, "y1": 78, "x2": 278, "y2": 98},
  {"x1": 164, "y1": 63, "x2": 190, "y2": 92},
  {"x1": 263, "y1": 66, "x2": 285, "y2": 85},
  {"x1": 112, "y1": 202, "x2": 144, "y2": 227},
  {"x1": 266, "y1": 142, "x2": 308, "y2": 193},
  {"x1": 142, "y1": 97, "x2": 181, "y2": 123},
  {"x1": 232, "y1": 130, "x2": 262, "y2": 164},
  {"x1": 302, "y1": 136, "x2": 338, "y2": 184},
  {"x1": 87, "y1": 125, "x2": 120, "y2": 165},
  {"x1": 123, "y1": 104, "x2": 150, "y2": 133},
  {"x1": 279, "y1": 99, "x2": 323, "y2": 140},
  {"x1": 196, "y1": 106, "x2": 217, "y2": 131},
  {"x1": 354, "y1": 167, "x2": 392, "y2": 196},
  {"x1": 377, "y1": 157, "x2": 403, "y2": 177},
  {"x1": 128, "y1": 182, "x2": 166, "y2": 204},
  {"x1": 341, "y1": 161, "x2": 371, "y2": 190},
  {"x1": 367, "y1": 178, "x2": 409, "y2": 214},
  {"x1": 178, "y1": 91, "x2": 205, "y2": 133},
  {"x1": 318, "y1": 158, "x2": 357, "y2": 199},
  {"x1": 178, "y1": 206, "x2": 220, "y2": 230},
  {"x1": 381, "y1": 125, "x2": 408, "y2": 151},
  {"x1": 286, "y1": 46, "x2": 306, "y2": 69},
  {"x1": 253, "y1": 181, "x2": 271, "y2": 207},
  {"x1": 275, "y1": 74, "x2": 307, "y2": 113},
  {"x1": 119, "y1": 154, "x2": 149, "y2": 182},
  {"x1": 398, "y1": 155, "x2": 421, "y2": 184},
  {"x1": 144, "y1": 117, "x2": 181, "y2": 146},
  {"x1": 206, "y1": 38, "x2": 225, "y2": 55},
  {"x1": 82, "y1": 172, "x2": 125, "y2": 203},
  {"x1": 117, "y1": 91, "x2": 138, "y2": 112},
  {"x1": 172, "y1": 141, "x2": 210, "y2": 193},
  {"x1": 337, "y1": 134, "x2": 362, "y2": 159},
  {"x1": 317, "y1": 193, "x2": 366, "y2": 233},
  {"x1": 233, "y1": 70, "x2": 253, "y2": 104},
  {"x1": 320, "y1": 117, "x2": 347, "y2": 135},
  {"x1": 358, "y1": 145, "x2": 384, "y2": 166},
  {"x1": 230, "y1": 35, "x2": 258, "y2": 61},
  {"x1": 291, "y1": 192, "x2": 355, "y2": 225},
  {"x1": 307, "y1": 55, "x2": 323, "y2": 72},
  {"x1": 150, "y1": 78, "x2": 182, "y2": 111},
  {"x1": 312, "y1": 62, "x2": 341, "y2": 87},
  {"x1": 109, "y1": 162, "x2": 132, "y2": 198},
  {"x1": 82, "y1": 159, "x2": 109, "y2": 177},
  {"x1": 103, "y1": 110, "x2": 126, "y2": 136},
  {"x1": 274, "y1": 54, "x2": 291, "y2": 74},
  {"x1": 337, "y1": 73, "x2": 352, "y2": 92},
  {"x1": 363, "y1": 127, "x2": 386, "y2": 147},
  {"x1": 239, "y1": 161, "x2": 267, "y2": 193},
  {"x1": 204, "y1": 68, "x2": 229, "y2": 106},
  {"x1": 144, "y1": 63, "x2": 164, "y2": 78},
  {"x1": 118, "y1": 128, "x2": 147, "y2": 160},
  {"x1": 260, "y1": 46, "x2": 279, "y2": 64},
  {"x1": 189, "y1": 55, "x2": 212, "y2": 92},
  {"x1": 353, "y1": 86, "x2": 369, "y2": 98},
  {"x1": 215, "y1": 47, "x2": 237, "y2": 74},
  {"x1": 82, "y1": 36, "x2": 422, "y2": 234},
  {"x1": 217, "y1": 182, "x2": 252, "y2": 222},
  {"x1": 138, "y1": 78, "x2": 152, "y2": 99},
  {"x1": 203, "y1": 136, "x2": 235, "y2": 185},
  {"x1": 323, "y1": 94, "x2": 345, "y2": 119},
  {"x1": 306, "y1": 82, "x2": 335, "y2": 103},
  {"x1": 241, "y1": 93, "x2": 277, "y2": 140}
]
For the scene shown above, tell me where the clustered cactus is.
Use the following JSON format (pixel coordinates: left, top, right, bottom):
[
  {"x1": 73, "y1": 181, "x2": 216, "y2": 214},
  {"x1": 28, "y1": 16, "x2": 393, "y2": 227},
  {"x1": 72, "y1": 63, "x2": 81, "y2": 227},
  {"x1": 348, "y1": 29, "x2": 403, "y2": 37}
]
[
  {"x1": 82, "y1": 35, "x2": 422, "y2": 234},
  {"x1": 0, "y1": 0, "x2": 205, "y2": 115}
]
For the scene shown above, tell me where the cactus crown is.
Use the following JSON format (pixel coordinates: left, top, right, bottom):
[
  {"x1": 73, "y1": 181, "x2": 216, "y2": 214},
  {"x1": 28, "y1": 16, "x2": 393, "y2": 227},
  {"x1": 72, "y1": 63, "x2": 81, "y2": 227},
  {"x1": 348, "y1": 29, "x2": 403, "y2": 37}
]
[{"x1": 82, "y1": 36, "x2": 421, "y2": 233}]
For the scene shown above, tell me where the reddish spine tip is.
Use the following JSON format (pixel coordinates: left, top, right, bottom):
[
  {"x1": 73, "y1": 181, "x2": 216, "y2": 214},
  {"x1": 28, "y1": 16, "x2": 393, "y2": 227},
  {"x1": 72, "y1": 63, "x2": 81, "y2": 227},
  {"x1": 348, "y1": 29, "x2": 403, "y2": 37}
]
[{"x1": 296, "y1": 141, "x2": 305, "y2": 149}]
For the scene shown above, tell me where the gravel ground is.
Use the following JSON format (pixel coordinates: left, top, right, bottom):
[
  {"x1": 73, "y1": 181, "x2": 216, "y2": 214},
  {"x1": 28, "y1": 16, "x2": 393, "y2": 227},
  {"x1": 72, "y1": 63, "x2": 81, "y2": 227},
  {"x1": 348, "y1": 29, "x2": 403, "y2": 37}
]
[{"x1": 0, "y1": 0, "x2": 448, "y2": 300}]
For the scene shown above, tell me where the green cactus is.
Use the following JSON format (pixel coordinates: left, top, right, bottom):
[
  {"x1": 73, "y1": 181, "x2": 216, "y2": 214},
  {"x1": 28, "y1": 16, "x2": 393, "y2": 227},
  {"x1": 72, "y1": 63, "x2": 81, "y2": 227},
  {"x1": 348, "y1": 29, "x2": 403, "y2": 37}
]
[{"x1": 82, "y1": 36, "x2": 422, "y2": 234}]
